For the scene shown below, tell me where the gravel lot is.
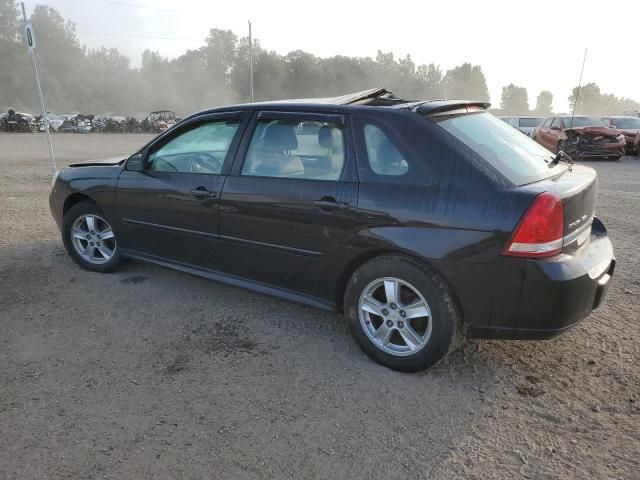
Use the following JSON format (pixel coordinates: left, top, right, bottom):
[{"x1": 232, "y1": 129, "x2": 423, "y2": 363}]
[{"x1": 1, "y1": 133, "x2": 638, "y2": 479}]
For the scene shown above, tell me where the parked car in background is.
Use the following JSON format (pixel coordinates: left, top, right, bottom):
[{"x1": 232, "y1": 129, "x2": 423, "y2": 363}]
[
  {"x1": 602, "y1": 116, "x2": 640, "y2": 155},
  {"x1": 533, "y1": 115, "x2": 626, "y2": 160},
  {"x1": 49, "y1": 88, "x2": 615, "y2": 372},
  {"x1": 499, "y1": 116, "x2": 545, "y2": 137}
]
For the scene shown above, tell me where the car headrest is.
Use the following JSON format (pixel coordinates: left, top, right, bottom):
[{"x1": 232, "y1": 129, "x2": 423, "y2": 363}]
[
  {"x1": 318, "y1": 125, "x2": 343, "y2": 151},
  {"x1": 376, "y1": 137, "x2": 402, "y2": 164},
  {"x1": 262, "y1": 123, "x2": 298, "y2": 151}
]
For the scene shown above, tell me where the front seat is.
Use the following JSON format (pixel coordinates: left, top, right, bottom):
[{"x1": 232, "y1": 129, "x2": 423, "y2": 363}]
[{"x1": 250, "y1": 124, "x2": 304, "y2": 177}]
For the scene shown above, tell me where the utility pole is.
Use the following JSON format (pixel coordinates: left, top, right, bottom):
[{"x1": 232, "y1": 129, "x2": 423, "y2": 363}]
[
  {"x1": 248, "y1": 20, "x2": 254, "y2": 102},
  {"x1": 21, "y1": 2, "x2": 56, "y2": 172}
]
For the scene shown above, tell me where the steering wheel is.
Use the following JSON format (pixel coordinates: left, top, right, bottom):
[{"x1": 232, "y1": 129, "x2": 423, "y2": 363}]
[{"x1": 189, "y1": 152, "x2": 222, "y2": 174}]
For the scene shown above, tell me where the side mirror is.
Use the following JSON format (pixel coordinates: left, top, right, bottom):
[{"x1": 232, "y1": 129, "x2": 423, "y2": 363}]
[{"x1": 125, "y1": 153, "x2": 144, "y2": 171}]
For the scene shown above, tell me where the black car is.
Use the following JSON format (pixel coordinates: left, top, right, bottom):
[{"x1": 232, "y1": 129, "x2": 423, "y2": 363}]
[{"x1": 49, "y1": 88, "x2": 615, "y2": 372}]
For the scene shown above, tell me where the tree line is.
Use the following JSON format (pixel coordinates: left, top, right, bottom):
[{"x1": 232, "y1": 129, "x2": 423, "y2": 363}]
[
  {"x1": 1, "y1": 1, "x2": 638, "y2": 117},
  {"x1": 500, "y1": 83, "x2": 639, "y2": 116}
]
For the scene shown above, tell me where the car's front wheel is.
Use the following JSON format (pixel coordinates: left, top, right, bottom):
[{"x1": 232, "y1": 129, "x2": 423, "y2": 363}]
[
  {"x1": 344, "y1": 255, "x2": 461, "y2": 372},
  {"x1": 62, "y1": 201, "x2": 123, "y2": 273}
]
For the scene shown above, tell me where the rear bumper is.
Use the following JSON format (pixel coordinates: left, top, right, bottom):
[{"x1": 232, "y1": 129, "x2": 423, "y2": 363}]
[{"x1": 466, "y1": 218, "x2": 615, "y2": 339}]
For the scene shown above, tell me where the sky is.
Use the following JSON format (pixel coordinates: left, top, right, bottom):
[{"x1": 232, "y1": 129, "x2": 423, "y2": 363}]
[{"x1": 26, "y1": 0, "x2": 640, "y2": 112}]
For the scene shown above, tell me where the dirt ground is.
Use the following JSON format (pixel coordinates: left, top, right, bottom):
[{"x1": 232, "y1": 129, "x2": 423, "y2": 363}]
[{"x1": 0, "y1": 133, "x2": 638, "y2": 480}]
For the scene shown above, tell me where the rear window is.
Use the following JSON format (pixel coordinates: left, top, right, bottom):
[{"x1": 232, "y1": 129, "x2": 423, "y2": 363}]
[
  {"x1": 518, "y1": 118, "x2": 543, "y2": 128},
  {"x1": 433, "y1": 111, "x2": 566, "y2": 185},
  {"x1": 609, "y1": 117, "x2": 640, "y2": 129}
]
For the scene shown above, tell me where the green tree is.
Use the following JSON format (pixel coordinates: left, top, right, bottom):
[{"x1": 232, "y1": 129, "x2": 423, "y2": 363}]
[
  {"x1": 534, "y1": 90, "x2": 553, "y2": 115},
  {"x1": 416, "y1": 63, "x2": 444, "y2": 99},
  {"x1": 443, "y1": 63, "x2": 489, "y2": 101},
  {"x1": 500, "y1": 83, "x2": 529, "y2": 114},
  {"x1": 0, "y1": 0, "x2": 31, "y2": 110}
]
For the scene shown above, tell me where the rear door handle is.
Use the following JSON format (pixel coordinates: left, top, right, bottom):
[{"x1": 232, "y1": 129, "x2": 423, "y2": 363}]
[
  {"x1": 191, "y1": 187, "x2": 217, "y2": 198},
  {"x1": 313, "y1": 198, "x2": 349, "y2": 210}
]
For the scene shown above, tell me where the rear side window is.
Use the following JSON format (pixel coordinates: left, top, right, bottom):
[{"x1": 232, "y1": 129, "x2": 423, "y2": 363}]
[
  {"x1": 363, "y1": 124, "x2": 409, "y2": 176},
  {"x1": 434, "y1": 111, "x2": 567, "y2": 185},
  {"x1": 241, "y1": 119, "x2": 345, "y2": 181}
]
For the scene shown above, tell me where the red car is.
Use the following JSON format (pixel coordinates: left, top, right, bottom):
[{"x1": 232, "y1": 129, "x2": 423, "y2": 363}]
[
  {"x1": 533, "y1": 115, "x2": 626, "y2": 160},
  {"x1": 603, "y1": 116, "x2": 640, "y2": 155}
]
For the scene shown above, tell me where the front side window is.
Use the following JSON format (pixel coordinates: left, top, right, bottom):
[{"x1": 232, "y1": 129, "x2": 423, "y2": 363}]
[
  {"x1": 363, "y1": 124, "x2": 409, "y2": 176},
  {"x1": 148, "y1": 120, "x2": 241, "y2": 174},
  {"x1": 242, "y1": 118, "x2": 345, "y2": 180},
  {"x1": 550, "y1": 118, "x2": 560, "y2": 128}
]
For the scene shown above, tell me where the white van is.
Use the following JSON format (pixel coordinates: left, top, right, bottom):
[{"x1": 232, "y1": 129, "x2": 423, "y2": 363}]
[{"x1": 499, "y1": 116, "x2": 545, "y2": 137}]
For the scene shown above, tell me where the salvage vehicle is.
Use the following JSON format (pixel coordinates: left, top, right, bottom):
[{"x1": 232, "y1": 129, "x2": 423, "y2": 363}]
[
  {"x1": 602, "y1": 116, "x2": 640, "y2": 155},
  {"x1": 533, "y1": 115, "x2": 625, "y2": 160},
  {"x1": 499, "y1": 116, "x2": 544, "y2": 137},
  {"x1": 49, "y1": 88, "x2": 615, "y2": 371},
  {"x1": 147, "y1": 110, "x2": 179, "y2": 133}
]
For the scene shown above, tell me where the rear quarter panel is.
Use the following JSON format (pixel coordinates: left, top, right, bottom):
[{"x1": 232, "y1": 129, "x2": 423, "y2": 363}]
[{"x1": 319, "y1": 111, "x2": 537, "y2": 330}]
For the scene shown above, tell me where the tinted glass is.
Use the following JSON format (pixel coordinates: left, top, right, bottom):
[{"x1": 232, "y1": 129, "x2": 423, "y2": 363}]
[
  {"x1": 363, "y1": 124, "x2": 409, "y2": 176},
  {"x1": 562, "y1": 117, "x2": 608, "y2": 128},
  {"x1": 148, "y1": 120, "x2": 240, "y2": 174},
  {"x1": 435, "y1": 111, "x2": 567, "y2": 185},
  {"x1": 242, "y1": 119, "x2": 345, "y2": 180},
  {"x1": 519, "y1": 118, "x2": 544, "y2": 128}
]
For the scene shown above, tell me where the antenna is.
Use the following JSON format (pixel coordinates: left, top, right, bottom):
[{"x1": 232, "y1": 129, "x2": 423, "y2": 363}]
[
  {"x1": 248, "y1": 21, "x2": 254, "y2": 102},
  {"x1": 569, "y1": 49, "x2": 587, "y2": 129}
]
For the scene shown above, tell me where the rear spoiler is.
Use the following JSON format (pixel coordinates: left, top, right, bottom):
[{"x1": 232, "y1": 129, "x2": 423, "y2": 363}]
[{"x1": 411, "y1": 100, "x2": 491, "y2": 115}]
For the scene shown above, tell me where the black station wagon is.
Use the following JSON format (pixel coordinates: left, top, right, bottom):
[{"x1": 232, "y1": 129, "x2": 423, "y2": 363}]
[{"x1": 49, "y1": 88, "x2": 615, "y2": 371}]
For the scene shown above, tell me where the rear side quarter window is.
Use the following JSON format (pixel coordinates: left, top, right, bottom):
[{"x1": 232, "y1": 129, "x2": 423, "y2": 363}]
[{"x1": 355, "y1": 119, "x2": 430, "y2": 184}]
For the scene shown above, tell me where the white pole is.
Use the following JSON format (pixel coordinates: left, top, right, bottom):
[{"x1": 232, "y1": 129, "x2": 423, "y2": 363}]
[
  {"x1": 21, "y1": 2, "x2": 57, "y2": 172},
  {"x1": 248, "y1": 20, "x2": 254, "y2": 102}
]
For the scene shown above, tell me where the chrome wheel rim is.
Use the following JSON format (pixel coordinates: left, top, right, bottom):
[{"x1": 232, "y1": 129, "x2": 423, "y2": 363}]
[
  {"x1": 358, "y1": 277, "x2": 432, "y2": 357},
  {"x1": 71, "y1": 214, "x2": 116, "y2": 264}
]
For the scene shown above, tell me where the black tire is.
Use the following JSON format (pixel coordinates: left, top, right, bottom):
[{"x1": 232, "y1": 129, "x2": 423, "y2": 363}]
[
  {"x1": 344, "y1": 255, "x2": 462, "y2": 372},
  {"x1": 62, "y1": 200, "x2": 124, "y2": 273},
  {"x1": 610, "y1": 156, "x2": 621, "y2": 161}
]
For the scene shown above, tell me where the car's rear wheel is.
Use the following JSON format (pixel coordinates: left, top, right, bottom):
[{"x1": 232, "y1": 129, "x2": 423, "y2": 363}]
[
  {"x1": 62, "y1": 201, "x2": 123, "y2": 273},
  {"x1": 344, "y1": 255, "x2": 461, "y2": 372}
]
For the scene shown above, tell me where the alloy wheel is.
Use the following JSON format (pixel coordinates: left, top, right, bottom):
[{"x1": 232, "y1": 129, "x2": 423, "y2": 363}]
[
  {"x1": 358, "y1": 277, "x2": 432, "y2": 356},
  {"x1": 70, "y1": 214, "x2": 116, "y2": 264}
]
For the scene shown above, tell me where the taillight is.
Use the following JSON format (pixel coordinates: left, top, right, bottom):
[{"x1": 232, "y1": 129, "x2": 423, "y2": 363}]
[{"x1": 502, "y1": 192, "x2": 564, "y2": 258}]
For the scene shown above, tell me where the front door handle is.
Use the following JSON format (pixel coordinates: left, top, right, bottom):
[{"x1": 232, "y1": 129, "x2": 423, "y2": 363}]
[
  {"x1": 313, "y1": 198, "x2": 349, "y2": 210},
  {"x1": 191, "y1": 187, "x2": 217, "y2": 199}
]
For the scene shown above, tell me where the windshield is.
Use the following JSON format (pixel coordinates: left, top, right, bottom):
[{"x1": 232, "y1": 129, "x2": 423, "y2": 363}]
[
  {"x1": 609, "y1": 117, "x2": 640, "y2": 129},
  {"x1": 518, "y1": 118, "x2": 544, "y2": 128},
  {"x1": 434, "y1": 111, "x2": 566, "y2": 185},
  {"x1": 563, "y1": 117, "x2": 608, "y2": 128}
]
